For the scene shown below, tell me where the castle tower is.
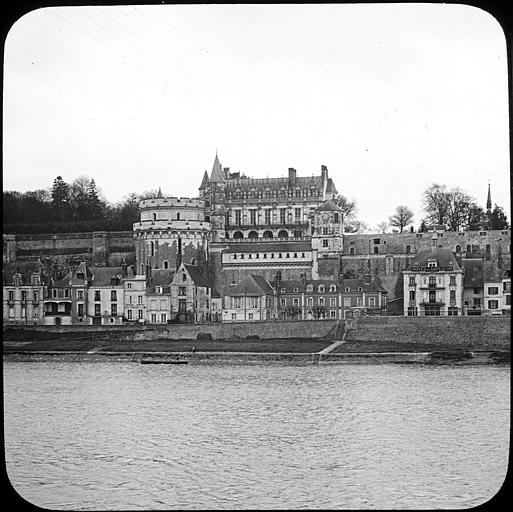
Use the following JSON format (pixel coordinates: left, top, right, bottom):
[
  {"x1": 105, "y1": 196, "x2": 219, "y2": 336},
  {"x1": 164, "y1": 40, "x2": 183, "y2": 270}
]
[
  {"x1": 133, "y1": 196, "x2": 211, "y2": 276},
  {"x1": 201, "y1": 153, "x2": 227, "y2": 242},
  {"x1": 311, "y1": 200, "x2": 343, "y2": 279}
]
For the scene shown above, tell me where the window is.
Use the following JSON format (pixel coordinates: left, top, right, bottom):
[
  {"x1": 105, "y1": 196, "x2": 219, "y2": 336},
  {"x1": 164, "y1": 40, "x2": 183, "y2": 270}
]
[
  {"x1": 8, "y1": 290, "x2": 14, "y2": 302},
  {"x1": 78, "y1": 303, "x2": 84, "y2": 316},
  {"x1": 319, "y1": 298, "x2": 325, "y2": 306},
  {"x1": 318, "y1": 285, "x2": 325, "y2": 293},
  {"x1": 127, "y1": 282, "x2": 132, "y2": 289},
  {"x1": 127, "y1": 309, "x2": 133, "y2": 320},
  {"x1": 163, "y1": 260, "x2": 169, "y2": 269},
  {"x1": 429, "y1": 276, "x2": 436, "y2": 287},
  {"x1": 52, "y1": 289, "x2": 57, "y2": 298},
  {"x1": 474, "y1": 298, "x2": 481, "y2": 307},
  {"x1": 306, "y1": 285, "x2": 313, "y2": 292},
  {"x1": 322, "y1": 227, "x2": 329, "y2": 235},
  {"x1": 473, "y1": 288, "x2": 480, "y2": 295},
  {"x1": 307, "y1": 298, "x2": 313, "y2": 307},
  {"x1": 138, "y1": 295, "x2": 143, "y2": 304},
  {"x1": 232, "y1": 313, "x2": 236, "y2": 320},
  {"x1": 179, "y1": 299, "x2": 186, "y2": 312},
  {"x1": 330, "y1": 310, "x2": 337, "y2": 318},
  {"x1": 138, "y1": 309, "x2": 144, "y2": 320},
  {"x1": 235, "y1": 210, "x2": 242, "y2": 225},
  {"x1": 182, "y1": 273, "x2": 187, "y2": 282},
  {"x1": 111, "y1": 304, "x2": 117, "y2": 316},
  {"x1": 409, "y1": 290, "x2": 416, "y2": 301},
  {"x1": 427, "y1": 259, "x2": 437, "y2": 268},
  {"x1": 450, "y1": 275, "x2": 456, "y2": 286},
  {"x1": 369, "y1": 297, "x2": 375, "y2": 307},
  {"x1": 94, "y1": 304, "x2": 101, "y2": 316},
  {"x1": 450, "y1": 290, "x2": 456, "y2": 303},
  {"x1": 409, "y1": 276, "x2": 416, "y2": 286},
  {"x1": 506, "y1": 295, "x2": 511, "y2": 305},
  {"x1": 344, "y1": 298, "x2": 351, "y2": 306},
  {"x1": 33, "y1": 291, "x2": 38, "y2": 302},
  {"x1": 280, "y1": 209, "x2": 286, "y2": 223},
  {"x1": 248, "y1": 313, "x2": 254, "y2": 320},
  {"x1": 21, "y1": 291, "x2": 27, "y2": 302},
  {"x1": 179, "y1": 286, "x2": 186, "y2": 296},
  {"x1": 111, "y1": 290, "x2": 117, "y2": 302},
  {"x1": 293, "y1": 298, "x2": 299, "y2": 307},
  {"x1": 488, "y1": 287, "x2": 499, "y2": 295},
  {"x1": 322, "y1": 240, "x2": 329, "y2": 248},
  {"x1": 407, "y1": 307, "x2": 418, "y2": 316},
  {"x1": 345, "y1": 287, "x2": 350, "y2": 292},
  {"x1": 504, "y1": 281, "x2": 511, "y2": 293},
  {"x1": 280, "y1": 298, "x2": 286, "y2": 307},
  {"x1": 406, "y1": 245, "x2": 411, "y2": 254},
  {"x1": 77, "y1": 289, "x2": 84, "y2": 300},
  {"x1": 488, "y1": 300, "x2": 499, "y2": 310},
  {"x1": 448, "y1": 307, "x2": 458, "y2": 316},
  {"x1": 349, "y1": 247, "x2": 355, "y2": 255},
  {"x1": 151, "y1": 313, "x2": 157, "y2": 323},
  {"x1": 330, "y1": 298, "x2": 336, "y2": 307},
  {"x1": 356, "y1": 298, "x2": 362, "y2": 306},
  {"x1": 373, "y1": 247, "x2": 379, "y2": 255}
]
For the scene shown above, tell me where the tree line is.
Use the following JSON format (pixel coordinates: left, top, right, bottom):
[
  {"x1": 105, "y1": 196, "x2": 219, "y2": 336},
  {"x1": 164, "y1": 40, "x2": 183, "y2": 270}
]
[
  {"x1": 3, "y1": 176, "x2": 157, "y2": 234},
  {"x1": 3, "y1": 176, "x2": 509, "y2": 234}
]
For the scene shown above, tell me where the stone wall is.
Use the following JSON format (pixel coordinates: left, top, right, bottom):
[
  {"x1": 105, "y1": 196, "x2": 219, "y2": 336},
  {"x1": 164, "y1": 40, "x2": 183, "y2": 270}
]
[
  {"x1": 347, "y1": 316, "x2": 511, "y2": 350},
  {"x1": 4, "y1": 231, "x2": 135, "y2": 267}
]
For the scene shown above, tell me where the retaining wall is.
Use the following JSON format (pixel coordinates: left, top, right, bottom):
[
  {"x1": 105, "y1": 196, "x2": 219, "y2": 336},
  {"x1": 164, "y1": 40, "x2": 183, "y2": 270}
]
[{"x1": 347, "y1": 316, "x2": 511, "y2": 350}]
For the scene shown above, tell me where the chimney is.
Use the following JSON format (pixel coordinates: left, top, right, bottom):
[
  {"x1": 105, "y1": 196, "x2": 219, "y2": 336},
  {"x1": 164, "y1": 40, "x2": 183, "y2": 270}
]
[
  {"x1": 321, "y1": 165, "x2": 328, "y2": 181},
  {"x1": 176, "y1": 237, "x2": 182, "y2": 271},
  {"x1": 121, "y1": 261, "x2": 128, "y2": 278},
  {"x1": 288, "y1": 167, "x2": 296, "y2": 183}
]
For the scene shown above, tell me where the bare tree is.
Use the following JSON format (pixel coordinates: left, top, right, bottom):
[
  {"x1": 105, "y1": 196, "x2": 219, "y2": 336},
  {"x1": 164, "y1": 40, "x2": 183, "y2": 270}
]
[
  {"x1": 377, "y1": 221, "x2": 389, "y2": 234},
  {"x1": 389, "y1": 206, "x2": 414, "y2": 233},
  {"x1": 334, "y1": 194, "x2": 357, "y2": 220},
  {"x1": 423, "y1": 184, "x2": 451, "y2": 226},
  {"x1": 446, "y1": 188, "x2": 475, "y2": 231}
]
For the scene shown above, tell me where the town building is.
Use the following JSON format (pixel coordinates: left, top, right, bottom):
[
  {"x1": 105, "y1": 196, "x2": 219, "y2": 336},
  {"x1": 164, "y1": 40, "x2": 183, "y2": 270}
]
[
  {"x1": 123, "y1": 267, "x2": 147, "y2": 323},
  {"x1": 222, "y1": 274, "x2": 276, "y2": 322},
  {"x1": 483, "y1": 263, "x2": 511, "y2": 316},
  {"x1": 3, "y1": 261, "x2": 46, "y2": 325},
  {"x1": 85, "y1": 266, "x2": 125, "y2": 325},
  {"x1": 44, "y1": 270, "x2": 73, "y2": 325},
  {"x1": 403, "y1": 249, "x2": 464, "y2": 316}
]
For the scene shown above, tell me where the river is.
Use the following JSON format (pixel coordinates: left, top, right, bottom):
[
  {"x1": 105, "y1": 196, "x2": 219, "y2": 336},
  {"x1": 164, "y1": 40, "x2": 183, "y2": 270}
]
[{"x1": 3, "y1": 360, "x2": 510, "y2": 510}]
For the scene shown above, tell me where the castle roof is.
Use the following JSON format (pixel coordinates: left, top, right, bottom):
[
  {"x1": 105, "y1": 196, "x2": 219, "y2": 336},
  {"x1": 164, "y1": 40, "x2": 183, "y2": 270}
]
[
  {"x1": 199, "y1": 170, "x2": 209, "y2": 190},
  {"x1": 325, "y1": 178, "x2": 338, "y2": 195},
  {"x1": 210, "y1": 154, "x2": 225, "y2": 183},
  {"x1": 90, "y1": 266, "x2": 124, "y2": 286},
  {"x1": 224, "y1": 174, "x2": 325, "y2": 190},
  {"x1": 315, "y1": 199, "x2": 341, "y2": 212}
]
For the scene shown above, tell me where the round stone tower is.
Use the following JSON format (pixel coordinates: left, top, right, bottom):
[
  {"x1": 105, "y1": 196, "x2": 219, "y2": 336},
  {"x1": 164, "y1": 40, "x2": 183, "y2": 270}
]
[{"x1": 133, "y1": 196, "x2": 212, "y2": 275}]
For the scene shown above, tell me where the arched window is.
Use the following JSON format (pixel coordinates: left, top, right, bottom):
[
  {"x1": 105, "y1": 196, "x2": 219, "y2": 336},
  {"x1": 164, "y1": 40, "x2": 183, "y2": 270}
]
[
  {"x1": 278, "y1": 230, "x2": 289, "y2": 239},
  {"x1": 263, "y1": 231, "x2": 273, "y2": 239},
  {"x1": 349, "y1": 247, "x2": 355, "y2": 255},
  {"x1": 466, "y1": 244, "x2": 471, "y2": 253},
  {"x1": 456, "y1": 245, "x2": 461, "y2": 253},
  {"x1": 233, "y1": 231, "x2": 244, "y2": 239},
  {"x1": 406, "y1": 245, "x2": 411, "y2": 254},
  {"x1": 150, "y1": 241, "x2": 155, "y2": 256},
  {"x1": 163, "y1": 260, "x2": 169, "y2": 269},
  {"x1": 248, "y1": 231, "x2": 258, "y2": 239}
]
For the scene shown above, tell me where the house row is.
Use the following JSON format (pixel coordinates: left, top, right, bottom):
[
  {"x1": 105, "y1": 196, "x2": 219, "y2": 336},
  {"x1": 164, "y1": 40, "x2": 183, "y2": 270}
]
[
  {"x1": 403, "y1": 249, "x2": 511, "y2": 316},
  {"x1": 3, "y1": 259, "x2": 388, "y2": 325}
]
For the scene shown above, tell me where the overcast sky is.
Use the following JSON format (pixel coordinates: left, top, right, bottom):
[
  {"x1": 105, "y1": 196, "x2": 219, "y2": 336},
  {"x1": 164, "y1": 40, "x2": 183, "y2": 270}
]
[{"x1": 3, "y1": 3, "x2": 510, "y2": 230}]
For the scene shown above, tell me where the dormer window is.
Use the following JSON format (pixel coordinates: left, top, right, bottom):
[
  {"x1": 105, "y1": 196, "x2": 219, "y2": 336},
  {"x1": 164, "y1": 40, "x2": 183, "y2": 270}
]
[
  {"x1": 330, "y1": 284, "x2": 337, "y2": 292},
  {"x1": 345, "y1": 287, "x2": 350, "y2": 292},
  {"x1": 306, "y1": 284, "x2": 313, "y2": 292},
  {"x1": 427, "y1": 259, "x2": 437, "y2": 268},
  {"x1": 318, "y1": 285, "x2": 325, "y2": 293}
]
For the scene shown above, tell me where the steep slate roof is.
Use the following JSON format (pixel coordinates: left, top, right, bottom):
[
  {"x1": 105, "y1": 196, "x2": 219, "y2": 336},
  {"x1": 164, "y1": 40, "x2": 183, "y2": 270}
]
[
  {"x1": 483, "y1": 260, "x2": 508, "y2": 282},
  {"x1": 225, "y1": 174, "x2": 325, "y2": 190},
  {"x1": 2, "y1": 260, "x2": 46, "y2": 285},
  {"x1": 315, "y1": 199, "x2": 341, "y2": 212},
  {"x1": 325, "y1": 178, "x2": 338, "y2": 195},
  {"x1": 147, "y1": 269, "x2": 175, "y2": 289},
  {"x1": 199, "y1": 170, "x2": 210, "y2": 190},
  {"x1": 70, "y1": 261, "x2": 93, "y2": 285},
  {"x1": 224, "y1": 241, "x2": 311, "y2": 253},
  {"x1": 183, "y1": 264, "x2": 211, "y2": 288},
  {"x1": 406, "y1": 249, "x2": 462, "y2": 271},
  {"x1": 90, "y1": 267, "x2": 123, "y2": 286},
  {"x1": 272, "y1": 277, "x2": 387, "y2": 294},
  {"x1": 225, "y1": 275, "x2": 274, "y2": 297},
  {"x1": 461, "y1": 259, "x2": 483, "y2": 288},
  {"x1": 209, "y1": 154, "x2": 225, "y2": 183}
]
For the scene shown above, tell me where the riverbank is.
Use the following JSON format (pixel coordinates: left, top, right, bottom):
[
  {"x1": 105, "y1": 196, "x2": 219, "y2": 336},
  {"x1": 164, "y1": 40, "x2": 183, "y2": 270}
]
[{"x1": 4, "y1": 339, "x2": 509, "y2": 365}]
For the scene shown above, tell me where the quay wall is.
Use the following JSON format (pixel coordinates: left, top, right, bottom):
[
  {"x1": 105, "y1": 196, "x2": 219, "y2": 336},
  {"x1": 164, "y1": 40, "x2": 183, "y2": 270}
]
[
  {"x1": 5, "y1": 319, "x2": 339, "y2": 341},
  {"x1": 346, "y1": 316, "x2": 511, "y2": 350},
  {"x1": 4, "y1": 317, "x2": 510, "y2": 350}
]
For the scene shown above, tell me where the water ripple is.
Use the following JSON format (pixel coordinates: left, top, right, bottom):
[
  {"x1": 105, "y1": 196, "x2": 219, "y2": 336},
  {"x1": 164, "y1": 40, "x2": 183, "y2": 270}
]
[{"x1": 4, "y1": 361, "x2": 510, "y2": 510}]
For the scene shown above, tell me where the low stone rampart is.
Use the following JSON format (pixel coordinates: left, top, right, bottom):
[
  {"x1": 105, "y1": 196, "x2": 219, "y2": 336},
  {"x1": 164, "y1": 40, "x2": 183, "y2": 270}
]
[{"x1": 347, "y1": 316, "x2": 510, "y2": 350}]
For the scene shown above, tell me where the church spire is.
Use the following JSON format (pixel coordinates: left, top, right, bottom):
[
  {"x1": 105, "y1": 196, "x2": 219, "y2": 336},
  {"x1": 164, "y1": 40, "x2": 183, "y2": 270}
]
[
  {"x1": 199, "y1": 170, "x2": 209, "y2": 190},
  {"x1": 157, "y1": 186, "x2": 163, "y2": 198},
  {"x1": 486, "y1": 181, "x2": 492, "y2": 211}
]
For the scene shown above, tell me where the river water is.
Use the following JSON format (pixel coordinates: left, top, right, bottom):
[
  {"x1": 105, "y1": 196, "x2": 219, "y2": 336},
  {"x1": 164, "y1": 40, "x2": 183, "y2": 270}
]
[{"x1": 3, "y1": 361, "x2": 510, "y2": 510}]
